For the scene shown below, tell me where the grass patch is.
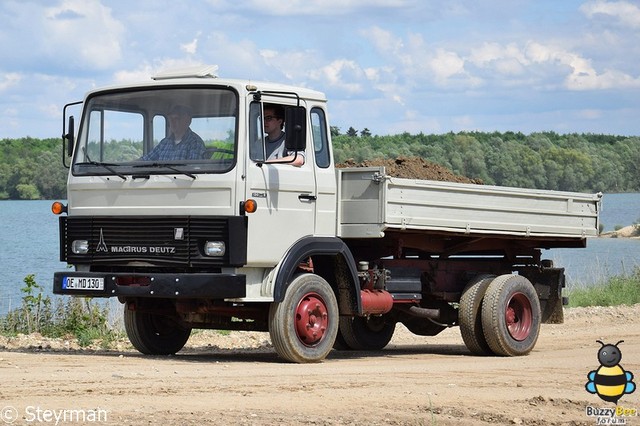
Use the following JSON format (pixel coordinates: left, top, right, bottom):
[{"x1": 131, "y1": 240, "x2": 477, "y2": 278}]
[
  {"x1": 567, "y1": 267, "x2": 640, "y2": 307},
  {"x1": 0, "y1": 274, "x2": 122, "y2": 347}
]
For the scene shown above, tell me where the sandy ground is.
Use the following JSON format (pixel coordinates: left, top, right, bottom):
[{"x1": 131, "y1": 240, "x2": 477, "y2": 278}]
[
  {"x1": 1, "y1": 305, "x2": 639, "y2": 425},
  {"x1": 601, "y1": 225, "x2": 640, "y2": 239}
]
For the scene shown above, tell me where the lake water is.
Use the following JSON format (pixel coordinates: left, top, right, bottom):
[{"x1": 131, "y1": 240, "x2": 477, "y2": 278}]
[{"x1": 1, "y1": 193, "x2": 639, "y2": 315}]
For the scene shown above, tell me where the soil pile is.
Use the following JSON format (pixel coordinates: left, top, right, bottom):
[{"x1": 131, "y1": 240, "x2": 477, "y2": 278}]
[{"x1": 337, "y1": 156, "x2": 482, "y2": 184}]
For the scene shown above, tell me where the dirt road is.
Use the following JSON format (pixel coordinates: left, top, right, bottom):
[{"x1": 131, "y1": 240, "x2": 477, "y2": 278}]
[{"x1": 1, "y1": 304, "x2": 639, "y2": 425}]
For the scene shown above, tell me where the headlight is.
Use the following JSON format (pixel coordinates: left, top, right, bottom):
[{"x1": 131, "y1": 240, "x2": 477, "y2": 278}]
[
  {"x1": 204, "y1": 241, "x2": 226, "y2": 257},
  {"x1": 72, "y1": 240, "x2": 89, "y2": 254}
]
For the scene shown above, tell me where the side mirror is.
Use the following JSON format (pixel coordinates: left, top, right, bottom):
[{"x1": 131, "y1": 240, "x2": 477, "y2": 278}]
[
  {"x1": 284, "y1": 106, "x2": 306, "y2": 151},
  {"x1": 64, "y1": 115, "x2": 75, "y2": 157},
  {"x1": 61, "y1": 115, "x2": 75, "y2": 168}
]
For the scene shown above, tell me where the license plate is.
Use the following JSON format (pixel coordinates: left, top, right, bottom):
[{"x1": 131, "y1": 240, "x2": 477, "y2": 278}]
[{"x1": 62, "y1": 277, "x2": 105, "y2": 291}]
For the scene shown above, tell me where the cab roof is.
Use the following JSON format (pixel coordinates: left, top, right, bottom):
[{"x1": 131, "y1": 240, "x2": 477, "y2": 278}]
[{"x1": 84, "y1": 65, "x2": 327, "y2": 103}]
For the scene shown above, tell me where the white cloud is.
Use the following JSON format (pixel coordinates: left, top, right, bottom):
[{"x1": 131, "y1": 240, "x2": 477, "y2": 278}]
[
  {"x1": 581, "y1": 0, "x2": 640, "y2": 28},
  {"x1": 0, "y1": 73, "x2": 22, "y2": 91},
  {"x1": 523, "y1": 42, "x2": 640, "y2": 90},
  {"x1": 309, "y1": 59, "x2": 365, "y2": 94},
  {"x1": 363, "y1": 26, "x2": 404, "y2": 55},
  {"x1": 430, "y1": 48, "x2": 466, "y2": 82},
  {"x1": 469, "y1": 42, "x2": 528, "y2": 75},
  {"x1": 41, "y1": 0, "x2": 125, "y2": 70},
  {"x1": 113, "y1": 65, "x2": 157, "y2": 84},
  {"x1": 181, "y1": 38, "x2": 199, "y2": 55}
]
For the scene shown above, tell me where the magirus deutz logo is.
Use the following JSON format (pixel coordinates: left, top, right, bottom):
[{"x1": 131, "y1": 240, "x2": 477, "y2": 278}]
[{"x1": 95, "y1": 228, "x2": 179, "y2": 254}]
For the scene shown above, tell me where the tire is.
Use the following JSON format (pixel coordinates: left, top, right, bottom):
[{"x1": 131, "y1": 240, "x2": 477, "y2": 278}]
[
  {"x1": 339, "y1": 315, "x2": 396, "y2": 350},
  {"x1": 268, "y1": 274, "x2": 339, "y2": 363},
  {"x1": 333, "y1": 327, "x2": 349, "y2": 350},
  {"x1": 124, "y1": 307, "x2": 191, "y2": 355},
  {"x1": 459, "y1": 274, "x2": 496, "y2": 355},
  {"x1": 481, "y1": 274, "x2": 541, "y2": 356}
]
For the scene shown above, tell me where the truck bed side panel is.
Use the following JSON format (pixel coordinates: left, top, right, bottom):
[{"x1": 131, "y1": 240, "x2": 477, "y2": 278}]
[{"x1": 337, "y1": 167, "x2": 601, "y2": 243}]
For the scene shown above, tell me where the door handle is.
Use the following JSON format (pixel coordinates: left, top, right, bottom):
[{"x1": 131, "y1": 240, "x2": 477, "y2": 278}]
[{"x1": 298, "y1": 194, "x2": 317, "y2": 201}]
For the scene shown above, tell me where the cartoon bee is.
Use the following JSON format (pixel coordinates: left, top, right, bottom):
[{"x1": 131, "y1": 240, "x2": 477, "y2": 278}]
[{"x1": 586, "y1": 340, "x2": 636, "y2": 404}]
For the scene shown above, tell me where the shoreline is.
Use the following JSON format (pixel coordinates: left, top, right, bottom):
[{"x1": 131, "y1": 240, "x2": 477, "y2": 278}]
[{"x1": 599, "y1": 224, "x2": 640, "y2": 239}]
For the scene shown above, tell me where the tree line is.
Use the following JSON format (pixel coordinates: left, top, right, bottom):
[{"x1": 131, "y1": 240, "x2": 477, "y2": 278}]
[
  {"x1": 1, "y1": 131, "x2": 639, "y2": 200},
  {"x1": 0, "y1": 138, "x2": 67, "y2": 200}
]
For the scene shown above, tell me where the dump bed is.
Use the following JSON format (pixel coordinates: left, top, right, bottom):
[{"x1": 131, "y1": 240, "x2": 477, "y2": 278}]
[{"x1": 337, "y1": 167, "x2": 601, "y2": 243}]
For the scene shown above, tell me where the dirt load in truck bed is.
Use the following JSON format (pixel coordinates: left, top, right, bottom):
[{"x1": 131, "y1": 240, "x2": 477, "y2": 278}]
[{"x1": 337, "y1": 156, "x2": 483, "y2": 184}]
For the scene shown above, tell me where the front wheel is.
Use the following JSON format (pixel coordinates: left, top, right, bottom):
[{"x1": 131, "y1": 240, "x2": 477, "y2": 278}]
[
  {"x1": 268, "y1": 274, "x2": 339, "y2": 363},
  {"x1": 124, "y1": 307, "x2": 191, "y2": 355},
  {"x1": 481, "y1": 275, "x2": 541, "y2": 356}
]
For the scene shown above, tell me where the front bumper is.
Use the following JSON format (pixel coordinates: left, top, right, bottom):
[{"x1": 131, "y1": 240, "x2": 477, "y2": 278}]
[{"x1": 53, "y1": 271, "x2": 246, "y2": 299}]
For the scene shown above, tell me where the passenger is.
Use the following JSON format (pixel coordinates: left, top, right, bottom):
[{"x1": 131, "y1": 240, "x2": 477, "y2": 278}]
[
  {"x1": 141, "y1": 105, "x2": 205, "y2": 161},
  {"x1": 263, "y1": 104, "x2": 305, "y2": 167}
]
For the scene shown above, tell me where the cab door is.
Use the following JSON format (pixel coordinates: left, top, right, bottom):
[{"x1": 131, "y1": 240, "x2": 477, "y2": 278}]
[
  {"x1": 309, "y1": 106, "x2": 337, "y2": 236},
  {"x1": 244, "y1": 100, "x2": 316, "y2": 266}
]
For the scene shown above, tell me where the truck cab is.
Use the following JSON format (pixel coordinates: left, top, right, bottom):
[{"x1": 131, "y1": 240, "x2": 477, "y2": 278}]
[{"x1": 54, "y1": 66, "x2": 355, "y2": 361}]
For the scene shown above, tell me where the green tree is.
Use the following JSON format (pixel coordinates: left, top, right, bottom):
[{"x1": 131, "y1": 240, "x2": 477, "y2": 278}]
[
  {"x1": 346, "y1": 127, "x2": 358, "y2": 137},
  {"x1": 16, "y1": 183, "x2": 40, "y2": 200}
]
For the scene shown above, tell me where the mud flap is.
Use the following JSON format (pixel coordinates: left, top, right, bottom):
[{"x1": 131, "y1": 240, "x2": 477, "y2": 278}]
[{"x1": 523, "y1": 267, "x2": 565, "y2": 324}]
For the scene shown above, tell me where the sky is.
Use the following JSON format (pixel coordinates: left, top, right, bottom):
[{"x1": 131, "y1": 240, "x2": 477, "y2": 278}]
[{"x1": 0, "y1": 0, "x2": 639, "y2": 139}]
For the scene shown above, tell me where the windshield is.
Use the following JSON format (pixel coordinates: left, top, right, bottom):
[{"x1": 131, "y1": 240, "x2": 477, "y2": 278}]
[{"x1": 72, "y1": 87, "x2": 238, "y2": 176}]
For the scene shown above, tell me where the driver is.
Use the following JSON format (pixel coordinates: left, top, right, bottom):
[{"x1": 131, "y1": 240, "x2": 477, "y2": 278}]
[{"x1": 141, "y1": 105, "x2": 205, "y2": 161}]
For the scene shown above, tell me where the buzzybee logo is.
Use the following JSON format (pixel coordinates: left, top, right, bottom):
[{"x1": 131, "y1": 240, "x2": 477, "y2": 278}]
[
  {"x1": 586, "y1": 340, "x2": 635, "y2": 404},
  {"x1": 585, "y1": 340, "x2": 637, "y2": 425}
]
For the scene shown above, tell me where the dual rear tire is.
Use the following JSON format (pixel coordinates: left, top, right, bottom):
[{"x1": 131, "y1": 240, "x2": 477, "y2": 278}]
[{"x1": 459, "y1": 274, "x2": 541, "y2": 356}]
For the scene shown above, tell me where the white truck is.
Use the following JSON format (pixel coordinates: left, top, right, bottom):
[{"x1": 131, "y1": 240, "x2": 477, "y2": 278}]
[{"x1": 52, "y1": 66, "x2": 602, "y2": 363}]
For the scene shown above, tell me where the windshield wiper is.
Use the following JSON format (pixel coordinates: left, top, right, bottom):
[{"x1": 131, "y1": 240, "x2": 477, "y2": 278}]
[
  {"x1": 77, "y1": 160, "x2": 128, "y2": 180},
  {"x1": 78, "y1": 148, "x2": 127, "y2": 180},
  {"x1": 135, "y1": 163, "x2": 197, "y2": 180}
]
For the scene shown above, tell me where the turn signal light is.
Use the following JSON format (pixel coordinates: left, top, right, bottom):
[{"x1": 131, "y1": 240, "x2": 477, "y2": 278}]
[
  {"x1": 51, "y1": 201, "x2": 67, "y2": 215},
  {"x1": 242, "y1": 199, "x2": 257, "y2": 214}
]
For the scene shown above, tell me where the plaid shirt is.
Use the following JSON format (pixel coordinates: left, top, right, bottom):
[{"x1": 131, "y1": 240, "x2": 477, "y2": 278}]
[{"x1": 141, "y1": 129, "x2": 205, "y2": 161}]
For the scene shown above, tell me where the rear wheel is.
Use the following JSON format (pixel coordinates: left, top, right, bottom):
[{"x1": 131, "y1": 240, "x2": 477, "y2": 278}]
[
  {"x1": 481, "y1": 275, "x2": 541, "y2": 356},
  {"x1": 459, "y1": 274, "x2": 495, "y2": 355},
  {"x1": 339, "y1": 315, "x2": 396, "y2": 350},
  {"x1": 269, "y1": 274, "x2": 339, "y2": 363},
  {"x1": 124, "y1": 307, "x2": 191, "y2": 355}
]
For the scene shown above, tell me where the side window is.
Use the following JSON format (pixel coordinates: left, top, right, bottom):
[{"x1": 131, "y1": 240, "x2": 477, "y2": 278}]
[
  {"x1": 152, "y1": 115, "x2": 166, "y2": 148},
  {"x1": 310, "y1": 107, "x2": 330, "y2": 168},
  {"x1": 248, "y1": 102, "x2": 265, "y2": 162}
]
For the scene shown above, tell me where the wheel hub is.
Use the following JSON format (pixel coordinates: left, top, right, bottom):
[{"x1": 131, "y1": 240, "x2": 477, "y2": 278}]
[
  {"x1": 295, "y1": 292, "x2": 329, "y2": 346},
  {"x1": 505, "y1": 292, "x2": 532, "y2": 341}
]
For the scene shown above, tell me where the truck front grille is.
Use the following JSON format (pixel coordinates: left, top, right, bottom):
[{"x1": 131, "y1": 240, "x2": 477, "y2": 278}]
[{"x1": 59, "y1": 216, "x2": 247, "y2": 268}]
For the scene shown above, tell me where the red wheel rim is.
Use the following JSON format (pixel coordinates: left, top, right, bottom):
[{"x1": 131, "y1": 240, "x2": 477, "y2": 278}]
[
  {"x1": 505, "y1": 292, "x2": 532, "y2": 341},
  {"x1": 295, "y1": 292, "x2": 329, "y2": 347}
]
